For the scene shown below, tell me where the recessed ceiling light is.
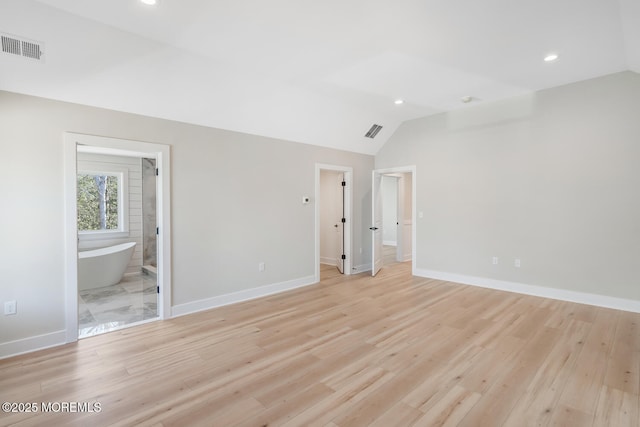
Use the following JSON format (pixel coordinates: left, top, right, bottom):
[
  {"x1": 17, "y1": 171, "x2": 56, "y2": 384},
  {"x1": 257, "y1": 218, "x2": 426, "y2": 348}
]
[
  {"x1": 544, "y1": 53, "x2": 559, "y2": 62},
  {"x1": 140, "y1": 0, "x2": 157, "y2": 5},
  {"x1": 394, "y1": 99, "x2": 404, "y2": 105}
]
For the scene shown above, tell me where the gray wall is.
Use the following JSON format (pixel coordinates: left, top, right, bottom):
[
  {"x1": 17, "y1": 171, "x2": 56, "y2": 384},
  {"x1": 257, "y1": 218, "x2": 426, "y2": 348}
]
[
  {"x1": 4, "y1": 70, "x2": 639, "y2": 352},
  {"x1": 0, "y1": 91, "x2": 374, "y2": 345},
  {"x1": 376, "y1": 71, "x2": 640, "y2": 301}
]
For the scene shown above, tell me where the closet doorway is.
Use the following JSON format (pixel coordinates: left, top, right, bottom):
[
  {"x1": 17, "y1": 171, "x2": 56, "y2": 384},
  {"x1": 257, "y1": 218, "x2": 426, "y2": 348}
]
[{"x1": 315, "y1": 164, "x2": 352, "y2": 281}]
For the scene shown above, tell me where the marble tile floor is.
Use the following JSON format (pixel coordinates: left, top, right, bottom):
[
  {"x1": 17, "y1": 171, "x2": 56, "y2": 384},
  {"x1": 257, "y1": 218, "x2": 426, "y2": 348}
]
[{"x1": 78, "y1": 273, "x2": 158, "y2": 338}]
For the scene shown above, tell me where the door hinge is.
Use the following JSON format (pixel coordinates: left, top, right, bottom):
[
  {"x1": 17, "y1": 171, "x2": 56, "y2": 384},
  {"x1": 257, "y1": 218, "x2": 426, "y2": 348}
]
[
  {"x1": 156, "y1": 227, "x2": 159, "y2": 235},
  {"x1": 341, "y1": 254, "x2": 346, "y2": 260},
  {"x1": 341, "y1": 217, "x2": 346, "y2": 223},
  {"x1": 157, "y1": 286, "x2": 160, "y2": 294},
  {"x1": 341, "y1": 181, "x2": 346, "y2": 187},
  {"x1": 155, "y1": 168, "x2": 159, "y2": 176}
]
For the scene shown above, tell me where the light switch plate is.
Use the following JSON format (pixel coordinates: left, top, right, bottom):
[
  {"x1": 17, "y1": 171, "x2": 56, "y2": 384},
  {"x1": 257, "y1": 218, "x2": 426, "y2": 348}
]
[{"x1": 4, "y1": 300, "x2": 17, "y2": 315}]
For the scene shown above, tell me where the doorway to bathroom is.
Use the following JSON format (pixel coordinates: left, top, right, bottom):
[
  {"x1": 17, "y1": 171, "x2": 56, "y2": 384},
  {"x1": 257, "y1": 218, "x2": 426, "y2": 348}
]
[
  {"x1": 64, "y1": 133, "x2": 172, "y2": 343},
  {"x1": 75, "y1": 150, "x2": 158, "y2": 337}
]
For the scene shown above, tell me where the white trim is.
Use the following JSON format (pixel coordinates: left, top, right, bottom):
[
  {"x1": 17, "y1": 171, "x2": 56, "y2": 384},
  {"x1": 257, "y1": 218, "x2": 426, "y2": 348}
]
[
  {"x1": 77, "y1": 144, "x2": 157, "y2": 159},
  {"x1": 64, "y1": 132, "x2": 172, "y2": 345},
  {"x1": 372, "y1": 166, "x2": 417, "y2": 276},
  {"x1": 320, "y1": 257, "x2": 337, "y2": 265},
  {"x1": 383, "y1": 240, "x2": 397, "y2": 246},
  {"x1": 171, "y1": 275, "x2": 317, "y2": 318},
  {"x1": 315, "y1": 164, "x2": 353, "y2": 282},
  {"x1": 64, "y1": 138, "x2": 79, "y2": 343},
  {"x1": 0, "y1": 330, "x2": 66, "y2": 360},
  {"x1": 414, "y1": 268, "x2": 640, "y2": 313}
]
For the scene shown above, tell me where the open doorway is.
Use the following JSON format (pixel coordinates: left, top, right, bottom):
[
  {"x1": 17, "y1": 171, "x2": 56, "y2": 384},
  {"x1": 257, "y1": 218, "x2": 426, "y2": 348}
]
[
  {"x1": 64, "y1": 133, "x2": 172, "y2": 343},
  {"x1": 371, "y1": 166, "x2": 416, "y2": 276},
  {"x1": 315, "y1": 164, "x2": 352, "y2": 282},
  {"x1": 75, "y1": 149, "x2": 158, "y2": 337},
  {"x1": 382, "y1": 173, "x2": 413, "y2": 266},
  {"x1": 381, "y1": 175, "x2": 399, "y2": 266},
  {"x1": 320, "y1": 170, "x2": 345, "y2": 273}
]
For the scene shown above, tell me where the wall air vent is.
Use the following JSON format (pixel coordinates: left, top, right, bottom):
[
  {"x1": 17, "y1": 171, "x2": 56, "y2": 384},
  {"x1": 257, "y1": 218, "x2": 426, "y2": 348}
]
[
  {"x1": 364, "y1": 124, "x2": 383, "y2": 139},
  {"x1": 1, "y1": 33, "x2": 44, "y2": 61}
]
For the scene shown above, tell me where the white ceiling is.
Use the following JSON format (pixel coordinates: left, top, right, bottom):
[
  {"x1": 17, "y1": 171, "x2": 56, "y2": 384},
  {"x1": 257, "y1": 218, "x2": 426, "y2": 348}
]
[{"x1": 1, "y1": 0, "x2": 638, "y2": 155}]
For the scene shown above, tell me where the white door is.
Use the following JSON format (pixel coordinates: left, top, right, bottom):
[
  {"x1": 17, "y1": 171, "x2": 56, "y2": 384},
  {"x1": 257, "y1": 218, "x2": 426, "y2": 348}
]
[
  {"x1": 371, "y1": 171, "x2": 383, "y2": 276},
  {"x1": 336, "y1": 173, "x2": 344, "y2": 273}
]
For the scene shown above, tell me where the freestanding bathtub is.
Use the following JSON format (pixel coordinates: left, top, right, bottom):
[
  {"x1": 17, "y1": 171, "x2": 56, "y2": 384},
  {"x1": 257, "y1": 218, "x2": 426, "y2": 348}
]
[{"x1": 78, "y1": 242, "x2": 136, "y2": 290}]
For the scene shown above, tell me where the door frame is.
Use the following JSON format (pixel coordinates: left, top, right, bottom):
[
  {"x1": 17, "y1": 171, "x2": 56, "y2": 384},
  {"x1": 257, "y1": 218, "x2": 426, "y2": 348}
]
[
  {"x1": 63, "y1": 132, "x2": 172, "y2": 343},
  {"x1": 315, "y1": 163, "x2": 353, "y2": 281},
  {"x1": 372, "y1": 166, "x2": 417, "y2": 276}
]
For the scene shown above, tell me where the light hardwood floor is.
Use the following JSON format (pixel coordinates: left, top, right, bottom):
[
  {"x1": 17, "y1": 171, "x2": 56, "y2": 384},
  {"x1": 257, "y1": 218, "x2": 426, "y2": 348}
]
[
  {"x1": 1, "y1": 262, "x2": 639, "y2": 426},
  {"x1": 383, "y1": 245, "x2": 400, "y2": 266}
]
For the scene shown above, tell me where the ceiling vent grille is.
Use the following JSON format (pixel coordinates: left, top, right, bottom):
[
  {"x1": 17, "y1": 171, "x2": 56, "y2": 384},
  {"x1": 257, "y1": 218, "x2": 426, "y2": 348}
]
[
  {"x1": 1, "y1": 33, "x2": 44, "y2": 61},
  {"x1": 364, "y1": 124, "x2": 383, "y2": 139}
]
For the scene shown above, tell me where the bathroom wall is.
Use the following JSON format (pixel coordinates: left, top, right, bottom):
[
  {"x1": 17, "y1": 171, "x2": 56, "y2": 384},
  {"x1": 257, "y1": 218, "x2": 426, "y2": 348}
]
[{"x1": 77, "y1": 152, "x2": 142, "y2": 275}]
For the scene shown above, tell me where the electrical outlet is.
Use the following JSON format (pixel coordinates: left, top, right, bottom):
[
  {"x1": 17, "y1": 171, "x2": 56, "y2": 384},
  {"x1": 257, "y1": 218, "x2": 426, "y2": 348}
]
[
  {"x1": 4, "y1": 300, "x2": 17, "y2": 315},
  {"x1": 515, "y1": 259, "x2": 521, "y2": 268},
  {"x1": 492, "y1": 257, "x2": 498, "y2": 265},
  {"x1": 258, "y1": 262, "x2": 265, "y2": 272}
]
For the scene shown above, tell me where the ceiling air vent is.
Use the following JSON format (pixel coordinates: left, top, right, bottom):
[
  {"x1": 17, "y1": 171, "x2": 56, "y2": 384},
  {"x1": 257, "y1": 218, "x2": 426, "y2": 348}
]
[
  {"x1": 1, "y1": 33, "x2": 44, "y2": 61},
  {"x1": 364, "y1": 124, "x2": 383, "y2": 139}
]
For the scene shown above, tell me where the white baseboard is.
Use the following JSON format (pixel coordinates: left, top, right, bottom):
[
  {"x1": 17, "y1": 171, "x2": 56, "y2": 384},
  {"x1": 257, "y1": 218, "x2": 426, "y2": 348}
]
[
  {"x1": 320, "y1": 257, "x2": 336, "y2": 265},
  {"x1": 414, "y1": 268, "x2": 640, "y2": 313},
  {"x1": 351, "y1": 263, "x2": 372, "y2": 274},
  {"x1": 383, "y1": 241, "x2": 397, "y2": 246},
  {"x1": 402, "y1": 254, "x2": 412, "y2": 262},
  {"x1": 0, "y1": 330, "x2": 67, "y2": 360},
  {"x1": 171, "y1": 275, "x2": 317, "y2": 318}
]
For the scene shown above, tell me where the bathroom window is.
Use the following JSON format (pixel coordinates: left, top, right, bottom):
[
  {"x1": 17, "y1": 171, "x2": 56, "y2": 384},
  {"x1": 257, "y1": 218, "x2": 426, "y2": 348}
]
[{"x1": 77, "y1": 166, "x2": 129, "y2": 238}]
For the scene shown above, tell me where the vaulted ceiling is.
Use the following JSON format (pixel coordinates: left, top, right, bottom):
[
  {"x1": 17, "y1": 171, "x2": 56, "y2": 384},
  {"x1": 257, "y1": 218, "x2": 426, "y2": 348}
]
[{"x1": 1, "y1": 0, "x2": 638, "y2": 155}]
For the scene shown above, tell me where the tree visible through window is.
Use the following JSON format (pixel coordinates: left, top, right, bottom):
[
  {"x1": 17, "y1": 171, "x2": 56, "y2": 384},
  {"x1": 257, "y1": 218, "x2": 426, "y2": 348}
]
[{"x1": 77, "y1": 174, "x2": 119, "y2": 231}]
